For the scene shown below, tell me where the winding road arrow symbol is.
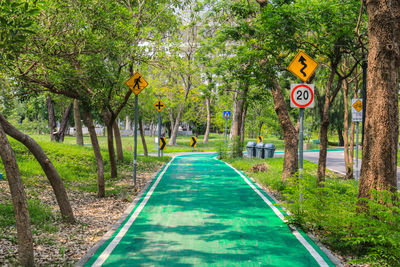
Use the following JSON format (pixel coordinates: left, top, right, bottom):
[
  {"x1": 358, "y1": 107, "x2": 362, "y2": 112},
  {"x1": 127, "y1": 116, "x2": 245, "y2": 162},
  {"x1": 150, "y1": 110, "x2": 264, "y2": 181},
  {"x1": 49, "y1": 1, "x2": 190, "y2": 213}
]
[{"x1": 298, "y1": 56, "x2": 307, "y2": 77}]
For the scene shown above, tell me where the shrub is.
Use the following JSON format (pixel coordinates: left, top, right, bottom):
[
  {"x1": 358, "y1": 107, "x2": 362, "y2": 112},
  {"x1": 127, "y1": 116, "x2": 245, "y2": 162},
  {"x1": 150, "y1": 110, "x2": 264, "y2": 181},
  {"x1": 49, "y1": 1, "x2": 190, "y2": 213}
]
[{"x1": 282, "y1": 175, "x2": 400, "y2": 266}]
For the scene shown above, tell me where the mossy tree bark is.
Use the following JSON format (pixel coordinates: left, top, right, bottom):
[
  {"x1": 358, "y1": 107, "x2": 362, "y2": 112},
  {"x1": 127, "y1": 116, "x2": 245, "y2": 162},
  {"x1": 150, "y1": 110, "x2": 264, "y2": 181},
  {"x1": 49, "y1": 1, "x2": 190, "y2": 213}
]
[{"x1": 358, "y1": 0, "x2": 400, "y2": 198}]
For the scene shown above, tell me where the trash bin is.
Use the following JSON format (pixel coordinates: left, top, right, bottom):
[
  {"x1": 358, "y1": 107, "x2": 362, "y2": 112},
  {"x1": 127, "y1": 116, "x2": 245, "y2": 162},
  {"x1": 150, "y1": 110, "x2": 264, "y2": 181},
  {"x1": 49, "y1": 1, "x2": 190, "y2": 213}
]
[
  {"x1": 0, "y1": 173, "x2": 3, "y2": 180},
  {"x1": 256, "y1": 142, "x2": 265, "y2": 159},
  {"x1": 246, "y1": 141, "x2": 257, "y2": 158},
  {"x1": 264, "y1": 143, "x2": 276, "y2": 158}
]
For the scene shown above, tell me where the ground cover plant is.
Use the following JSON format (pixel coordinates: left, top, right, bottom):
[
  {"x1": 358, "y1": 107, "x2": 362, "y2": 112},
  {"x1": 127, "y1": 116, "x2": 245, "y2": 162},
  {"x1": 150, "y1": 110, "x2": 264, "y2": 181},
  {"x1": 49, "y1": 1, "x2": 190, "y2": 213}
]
[
  {"x1": 225, "y1": 157, "x2": 400, "y2": 266},
  {"x1": 0, "y1": 136, "x2": 170, "y2": 265}
]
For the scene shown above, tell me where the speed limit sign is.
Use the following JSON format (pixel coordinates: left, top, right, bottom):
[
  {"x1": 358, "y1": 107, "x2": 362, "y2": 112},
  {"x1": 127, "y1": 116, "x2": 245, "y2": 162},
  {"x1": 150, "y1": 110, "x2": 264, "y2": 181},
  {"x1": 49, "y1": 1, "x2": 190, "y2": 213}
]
[{"x1": 290, "y1": 84, "x2": 315, "y2": 108}]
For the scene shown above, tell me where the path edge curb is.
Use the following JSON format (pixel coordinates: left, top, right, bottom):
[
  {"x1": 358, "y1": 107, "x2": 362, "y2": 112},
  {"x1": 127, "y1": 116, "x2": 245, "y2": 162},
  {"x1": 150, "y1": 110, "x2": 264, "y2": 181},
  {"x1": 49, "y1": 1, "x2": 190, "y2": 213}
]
[{"x1": 75, "y1": 159, "x2": 172, "y2": 267}]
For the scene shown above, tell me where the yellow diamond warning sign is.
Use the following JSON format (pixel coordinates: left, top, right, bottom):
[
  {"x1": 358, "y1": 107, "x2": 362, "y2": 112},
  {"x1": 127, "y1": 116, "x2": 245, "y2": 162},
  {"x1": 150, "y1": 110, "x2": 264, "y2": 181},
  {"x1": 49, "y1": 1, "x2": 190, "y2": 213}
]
[
  {"x1": 352, "y1": 99, "x2": 363, "y2": 112},
  {"x1": 126, "y1": 72, "x2": 148, "y2": 95},
  {"x1": 154, "y1": 100, "x2": 165, "y2": 112},
  {"x1": 287, "y1": 51, "x2": 319, "y2": 82},
  {"x1": 352, "y1": 99, "x2": 363, "y2": 122}
]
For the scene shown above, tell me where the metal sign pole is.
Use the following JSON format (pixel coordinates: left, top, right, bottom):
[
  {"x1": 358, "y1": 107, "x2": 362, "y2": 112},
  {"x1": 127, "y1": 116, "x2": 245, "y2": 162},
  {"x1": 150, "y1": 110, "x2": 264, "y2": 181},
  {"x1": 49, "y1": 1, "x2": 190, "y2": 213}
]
[
  {"x1": 225, "y1": 119, "x2": 228, "y2": 144},
  {"x1": 158, "y1": 112, "x2": 161, "y2": 157},
  {"x1": 355, "y1": 122, "x2": 360, "y2": 181},
  {"x1": 133, "y1": 94, "x2": 138, "y2": 186},
  {"x1": 299, "y1": 108, "x2": 304, "y2": 202}
]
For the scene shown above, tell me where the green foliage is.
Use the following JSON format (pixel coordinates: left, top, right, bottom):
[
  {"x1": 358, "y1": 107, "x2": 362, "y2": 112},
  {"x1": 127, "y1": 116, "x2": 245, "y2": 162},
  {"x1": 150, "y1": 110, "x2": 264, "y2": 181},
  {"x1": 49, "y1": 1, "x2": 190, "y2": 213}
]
[
  {"x1": 0, "y1": 0, "x2": 39, "y2": 61},
  {"x1": 228, "y1": 136, "x2": 243, "y2": 158},
  {"x1": 283, "y1": 175, "x2": 400, "y2": 266},
  {"x1": 215, "y1": 140, "x2": 228, "y2": 159},
  {"x1": 228, "y1": 156, "x2": 400, "y2": 265}
]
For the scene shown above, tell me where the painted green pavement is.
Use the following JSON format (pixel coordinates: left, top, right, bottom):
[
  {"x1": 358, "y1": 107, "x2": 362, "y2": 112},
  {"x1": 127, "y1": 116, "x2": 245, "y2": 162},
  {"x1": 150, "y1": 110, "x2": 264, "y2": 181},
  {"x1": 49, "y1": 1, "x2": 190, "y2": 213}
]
[{"x1": 85, "y1": 154, "x2": 334, "y2": 266}]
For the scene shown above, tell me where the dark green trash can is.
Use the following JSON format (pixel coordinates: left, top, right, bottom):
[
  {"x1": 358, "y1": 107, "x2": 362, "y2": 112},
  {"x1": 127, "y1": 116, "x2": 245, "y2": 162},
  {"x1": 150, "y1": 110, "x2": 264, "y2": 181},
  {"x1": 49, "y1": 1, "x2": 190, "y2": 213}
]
[
  {"x1": 264, "y1": 143, "x2": 276, "y2": 158},
  {"x1": 256, "y1": 143, "x2": 265, "y2": 159},
  {"x1": 246, "y1": 141, "x2": 257, "y2": 158}
]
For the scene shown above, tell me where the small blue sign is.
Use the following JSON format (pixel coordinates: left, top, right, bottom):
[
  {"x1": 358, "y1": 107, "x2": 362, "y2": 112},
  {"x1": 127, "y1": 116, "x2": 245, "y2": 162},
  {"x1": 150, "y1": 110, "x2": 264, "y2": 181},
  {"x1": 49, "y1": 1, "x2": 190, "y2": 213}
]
[{"x1": 223, "y1": 110, "x2": 231, "y2": 119}]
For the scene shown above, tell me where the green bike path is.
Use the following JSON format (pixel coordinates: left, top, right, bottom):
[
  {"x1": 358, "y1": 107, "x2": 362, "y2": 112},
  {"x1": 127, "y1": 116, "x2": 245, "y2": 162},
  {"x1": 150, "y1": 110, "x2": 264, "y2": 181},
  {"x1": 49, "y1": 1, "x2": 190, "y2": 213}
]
[{"x1": 85, "y1": 154, "x2": 334, "y2": 266}]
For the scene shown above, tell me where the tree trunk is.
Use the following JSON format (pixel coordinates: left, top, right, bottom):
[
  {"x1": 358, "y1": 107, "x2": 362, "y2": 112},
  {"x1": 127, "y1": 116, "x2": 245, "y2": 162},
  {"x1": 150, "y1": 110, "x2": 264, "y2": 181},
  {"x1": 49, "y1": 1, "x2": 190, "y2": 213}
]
[
  {"x1": 168, "y1": 106, "x2": 184, "y2": 146},
  {"x1": 350, "y1": 121, "x2": 355, "y2": 165},
  {"x1": 270, "y1": 78, "x2": 298, "y2": 180},
  {"x1": 113, "y1": 121, "x2": 123, "y2": 162},
  {"x1": 316, "y1": 66, "x2": 343, "y2": 184},
  {"x1": 166, "y1": 122, "x2": 172, "y2": 138},
  {"x1": 168, "y1": 111, "x2": 175, "y2": 132},
  {"x1": 82, "y1": 109, "x2": 105, "y2": 197},
  {"x1": 73, "y1": 99, "x2": 84, "y2": 146},
  {"x1": 358, "y1": 0, "x2": 400, "y2": 199},
  {"x1": 139, "y1": 116, "x2": 148, "y2": 156},
  {"x1": 54, "y1": 103, "x2": 72, "y2": 142},
  {"x1": 102, "y1": 111, "x2": 117, "y2": 178},
  {"x1": 106, "y1": 123, "x2": 117, "y2": 178},
  {"x1": 0, "y1": 124, "x2": 34, "y2": 266},
  {"x1": 258, "y1": 121, "x2": 264, "y2": 137},
  {"x1": 231, "y1": 87, "x2": 246, "y2": 138},
  {"x1": 230, "y1": 83, "x2": 249, "y2": 158},
  {"x1": 124, "y1": 115, "x2": 130, "y2": 131},
  {"x1": 46, "y1": 94, "x2": 56, "y2": 142},
  {"x1": 203, "y1": 96, "x2": 211, "y2": 143},
  {"x1": 343, "y1": 81, "x2": 353, "y2": 179},
  {"x1": 337, "y1": 126, "x2": 344, "y2": 146},
  {"x1": 0, "y1": 113, "x2": 75, "y2": 222},
  {"x1": 240, "y1": 102, "x2": 248, "y2": 143}
]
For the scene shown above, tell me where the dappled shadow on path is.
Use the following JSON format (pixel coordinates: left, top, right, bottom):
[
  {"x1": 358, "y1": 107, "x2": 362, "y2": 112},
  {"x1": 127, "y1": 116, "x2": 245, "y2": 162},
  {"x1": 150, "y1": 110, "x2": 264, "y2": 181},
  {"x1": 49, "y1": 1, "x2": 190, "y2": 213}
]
[{"x1": 100, "y1": 155, "x2": 322, "y2": 266}]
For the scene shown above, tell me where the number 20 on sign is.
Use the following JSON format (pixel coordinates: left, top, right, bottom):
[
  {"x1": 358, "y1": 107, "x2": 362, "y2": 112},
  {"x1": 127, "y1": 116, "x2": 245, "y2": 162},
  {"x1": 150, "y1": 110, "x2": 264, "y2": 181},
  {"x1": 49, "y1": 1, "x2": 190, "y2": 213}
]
[{"x1": 290, "y1": 84, "x2": 315, "y2": 108}]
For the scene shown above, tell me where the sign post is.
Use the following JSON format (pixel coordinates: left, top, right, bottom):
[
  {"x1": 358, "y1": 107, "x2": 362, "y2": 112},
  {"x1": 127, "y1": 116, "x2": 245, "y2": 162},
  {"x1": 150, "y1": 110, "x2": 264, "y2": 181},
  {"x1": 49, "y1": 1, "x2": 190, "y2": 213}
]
[
  {"x1": 223, "y1": 111, "x2": 231, "y2": 144},
  {"x1": 154, "y1": 99, "x2": 165, "y2": 157},
  {"x1": 126, "y1": 72, "x2": 148, "y2": 186},
  {"x1": 352, "y1": 99, "x2": 363, "y2": 181},
  {"x1": 288, "y1": 51, "x2": 318, "y2": 203},
  {"x1": 290, "y1": 83, "x2": 315, "y2": 200}
]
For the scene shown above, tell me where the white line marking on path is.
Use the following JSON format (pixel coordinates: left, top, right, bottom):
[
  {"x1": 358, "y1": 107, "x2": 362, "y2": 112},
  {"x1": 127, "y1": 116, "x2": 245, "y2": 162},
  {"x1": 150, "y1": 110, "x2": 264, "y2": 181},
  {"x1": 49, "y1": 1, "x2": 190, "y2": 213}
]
[
  {"x1": 92, "y1": 156, "x2": 177, "y2": 267},
  {"x1": 223, "y1": 161, "x2": 329, "y2": 267}
]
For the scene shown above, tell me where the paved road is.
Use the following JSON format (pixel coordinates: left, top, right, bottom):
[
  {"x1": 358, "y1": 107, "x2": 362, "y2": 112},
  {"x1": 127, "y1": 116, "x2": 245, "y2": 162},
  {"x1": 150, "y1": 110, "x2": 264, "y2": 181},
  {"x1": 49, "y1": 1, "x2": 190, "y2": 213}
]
[
  {"x1": 83, "y1": 154, "x2": 334, "y2": 266},
  {"x1": 277, "y1": 150, "x2": 400, "y2": 187}
]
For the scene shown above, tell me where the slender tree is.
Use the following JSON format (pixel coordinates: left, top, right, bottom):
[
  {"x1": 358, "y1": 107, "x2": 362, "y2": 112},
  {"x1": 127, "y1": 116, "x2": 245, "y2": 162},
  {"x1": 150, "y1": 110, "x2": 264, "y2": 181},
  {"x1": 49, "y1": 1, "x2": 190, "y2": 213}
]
[{"x1": 73, "y1": 99, "x2": 84, "y2": 146}]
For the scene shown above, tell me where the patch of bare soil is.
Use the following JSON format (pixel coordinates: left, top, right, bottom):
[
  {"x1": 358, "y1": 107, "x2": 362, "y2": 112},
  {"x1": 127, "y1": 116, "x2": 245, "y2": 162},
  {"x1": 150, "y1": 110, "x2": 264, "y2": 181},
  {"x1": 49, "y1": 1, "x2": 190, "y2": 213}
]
[
  {"x1": 0, "y1": 167, "x2": 161, "y2": 266},
  {"x1": 250, "y1": 162, "x2": 269, "y2": 173}
]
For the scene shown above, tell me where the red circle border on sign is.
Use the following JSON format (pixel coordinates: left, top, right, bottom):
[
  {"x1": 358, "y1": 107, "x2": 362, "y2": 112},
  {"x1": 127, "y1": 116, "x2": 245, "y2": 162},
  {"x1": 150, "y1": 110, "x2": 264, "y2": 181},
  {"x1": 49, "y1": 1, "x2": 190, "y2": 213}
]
[{"x1": 291, "y1": 84, "x2": 314, "y2": 108}]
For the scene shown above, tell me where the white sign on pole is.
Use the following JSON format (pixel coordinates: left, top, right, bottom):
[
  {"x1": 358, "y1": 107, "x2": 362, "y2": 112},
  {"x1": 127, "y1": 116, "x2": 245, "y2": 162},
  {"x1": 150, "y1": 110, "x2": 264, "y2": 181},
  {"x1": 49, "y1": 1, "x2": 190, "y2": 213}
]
[
  {"x1": 351, "y1": 99, "x2": 363, "y2": 122},
  {"x1": 290, "y1": 84, "x2": 315, "y2": 108}
]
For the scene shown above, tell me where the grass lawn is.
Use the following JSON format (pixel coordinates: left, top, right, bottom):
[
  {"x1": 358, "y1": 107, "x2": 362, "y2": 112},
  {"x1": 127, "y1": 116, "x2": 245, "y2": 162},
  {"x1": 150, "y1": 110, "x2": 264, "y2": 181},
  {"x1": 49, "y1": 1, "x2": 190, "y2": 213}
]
[
  {"x1": 0, "y1": 136, "x2": 170, "y2": 265},
  {"x1": 29, "y1": 132, "x2": 326, "y2": 154}
]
